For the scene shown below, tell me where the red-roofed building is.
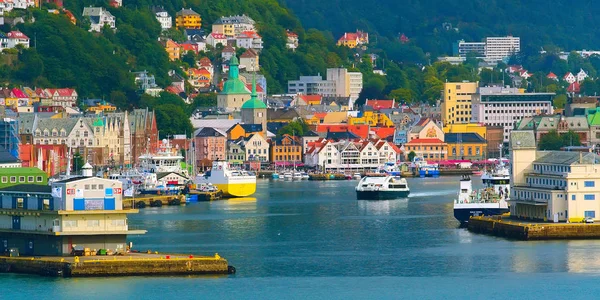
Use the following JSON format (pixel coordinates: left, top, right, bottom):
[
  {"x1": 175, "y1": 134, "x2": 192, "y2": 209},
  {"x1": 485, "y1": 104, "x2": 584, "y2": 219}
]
[
  {"x1": 109, "y1": 0, "x2": 122, "y2": 8},
  {"x1": 44, "y1": 88, "x2": 77, "y2": 107},
  {"x1": 236, "y1": 30, "x2": 263, "y2": 50},
  {"x1": 63, "y1": 9, "x2": 76, "y2": 25},
  {"x1": 365, "y1": 99, "x2": 396, "y2": 110},
  {"x1": 567, "y1": 82, "x2": 581, "y2": 94},
  {"x1": 297, "y1": 94, "x2": 322, "y2": 106},
  {"x1": 165, "y1": 85, "x2": 184, "y2": 95},
  {"x1": 187, "y1": 68, "x2": 211, "y2": 88},
  {"x1": 316, "y1": 124, "x2": 370, "y2": 139},
  {"x1": 519, "y1": 70, "x2": 531, "y2": 79},
  {"x1": 7, "y1": 31, "x2": 30, "y2": 48},
  {"x1": 180, "y1": 42, "x2": 199, "y2": 54},
  {"x1": 547, "y1": 72, "x2": 558, "y2": 81},
  {"x1": 286, "y1": 30, "x2": 298, "y2": 50},
  {"x1": 400, "y1": 33, "x2": 409, "y2": 43},
  {"x1": 337, "y1": 30, "x2": 369, "y2": 48},
  {"x1": 244, "y1": 82, "x2": 265, "y2": 99},
  {"x1": 372, "y1": 127, "x2": 395, "y2": 140},
  {"x1": 404, "y1": 138, "x2": 447, "y2": 162},
  {"x1": 207, "y1": 32, "x2": 227, "y2": 47},
  {"x1": 505, "y1": 65, "x2": 523, "y2": 74},
  {"x1": 240, "y1": 48, "x2": 259, "y2": 71},
  {"x1": 11, "y1": 88, "x2": 29, "y2": 106}
]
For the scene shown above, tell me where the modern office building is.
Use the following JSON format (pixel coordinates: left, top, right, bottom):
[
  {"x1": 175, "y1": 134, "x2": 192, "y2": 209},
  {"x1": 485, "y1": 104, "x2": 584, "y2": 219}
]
[
  {"x1": 471, "y1": 87, "x2": 554, "y2": 142},
  {"x1": 485, "y1": 36, "x2": 520, "y2": 63},
  {"x1": 453, "y1": 40, "x2": 486, "y2": 57},
  {"x1": 441, "y1": 82, "x2": 479, "y2": 125}
]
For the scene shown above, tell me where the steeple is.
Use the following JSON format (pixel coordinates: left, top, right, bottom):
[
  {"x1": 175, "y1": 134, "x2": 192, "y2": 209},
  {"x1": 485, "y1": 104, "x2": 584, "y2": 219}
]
[
  {"x1": 229, "y1": 54, "x2": 239, "y2": 79},
  {"x1": 251, "y1": 72, "x2": 258, "y2": 99}
]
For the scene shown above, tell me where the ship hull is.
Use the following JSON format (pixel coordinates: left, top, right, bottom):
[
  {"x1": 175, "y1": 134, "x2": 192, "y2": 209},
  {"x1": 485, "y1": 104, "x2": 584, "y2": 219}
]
[
  {"x1": 453, "y1": 207, "x2": 509, "y2": 224},
  {"x1": 213, "y1": 182, "x2": 256, "y2": 197},
  {"x1": 356, "y1": 190, "x2": 410, "y2": 200}
]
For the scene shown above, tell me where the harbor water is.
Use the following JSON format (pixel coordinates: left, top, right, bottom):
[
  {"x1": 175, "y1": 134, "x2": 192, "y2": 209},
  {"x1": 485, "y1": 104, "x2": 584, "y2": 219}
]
[{"x1": 4, "y1": 176, "x2": 600, "y2": 299}]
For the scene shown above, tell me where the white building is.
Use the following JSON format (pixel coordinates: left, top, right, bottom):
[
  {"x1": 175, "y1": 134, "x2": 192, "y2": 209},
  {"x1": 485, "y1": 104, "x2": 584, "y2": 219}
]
[
  {"x1": 6, "y1": 30, "x2": 28, "y2": 49},
  {"x1": 288, "y1": 76, "x2": 336, "y2": 96},
  {"x1": 455, "y1": 40, "x2": 486, "y2": 57},
  {"x1": 563, "y1": 72, "x2": 577, "y2": 84},
  {"x1": 235, "y1": 31, "x2": 262, "y2": 50},
  {"x1": 13, "y1": 0, "x2": 34, "y2": 10},
  {"x1": 577, "y1": 69, "x2": 588, "y2": 83},
  {"x1": 0, "y1": 1, "x2": 14, "y2": 16},
  {"x1": 471, "y1": 86, "x2": 554, "y2": 142},
  {"x1": 212, "y1": 15, "x2": 256, "y2": 37},
  {"x1": 0, "y1": 172, "x2": 145, "y2": 256},
  {"x1": 82, "y1": 7, "x2": 116, "y2": 32},
  {"x1": 484, "y1": 36, "x2": 520, "y2": 63},
  {"x1": 510, "y1": 130, "x2": 600, "y2": 222},
  {"x1": 240, "y1": 133, "x2": 269, "y2": 162},
  {"x1": 304, "y1": 139, "x2": 400, "y2": 171},
  {"x1": 206, "y1": 32, "x2": 227, "y2": 48},
  {"x1": 154, "y1": 7, "x2": 172, "y2": 30}
]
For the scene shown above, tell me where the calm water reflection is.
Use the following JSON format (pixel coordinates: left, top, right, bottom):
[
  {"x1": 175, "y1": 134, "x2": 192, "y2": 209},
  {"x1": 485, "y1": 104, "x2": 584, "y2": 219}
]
[{"x1": 4, "y1": 176, "x2": 600, "y2": 299}]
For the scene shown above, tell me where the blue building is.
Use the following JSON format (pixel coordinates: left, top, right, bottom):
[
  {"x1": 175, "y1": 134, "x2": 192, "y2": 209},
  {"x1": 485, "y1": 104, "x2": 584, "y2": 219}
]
[{"x1": 0, "y1": 117, "x2": 19, "y2": 159}]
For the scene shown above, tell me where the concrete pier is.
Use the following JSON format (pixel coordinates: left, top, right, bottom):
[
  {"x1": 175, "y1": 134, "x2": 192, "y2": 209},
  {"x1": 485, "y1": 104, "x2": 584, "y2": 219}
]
[
  {"x1": 123, "y1": 194, "x2": 186, "y2": 209},
  {"x1": 468, "y1": 216, "x2": 600, "y2": 240},
  {"x1": 0, "y1": 253, "x2": 234, "y2": 277}
]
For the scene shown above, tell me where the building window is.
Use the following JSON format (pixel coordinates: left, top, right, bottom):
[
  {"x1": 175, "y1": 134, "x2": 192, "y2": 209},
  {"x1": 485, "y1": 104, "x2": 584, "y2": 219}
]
[
  {"x1": 572, "y1": 195, "x2": 576, "y2": 201},
  {"x1": 27, "y1": 176, "x2": 34, "y2": 182},
  {"x1": 585, "y1": 211, "x2": 596, "y2": 219},
  {"x1": 584, "y1": 194, "x2": 596, "y2": 201},
  {"x1": 36, "y1": 176, "x2": 43, "y2": 182},
  {"x1": 87, "y1": 220, "x2": 100, "y2": 227},
  {"x1": 111, "y1": 219, "x2": 125, "y2": 226},
  {"x1": 584, "y1": 181, "x2": 595, "y2": 187},
  {"x1": 10, "y1": 176, "x2": 16, "y2": 183},
  {"x1": 1, "y1": 176, "x2": 6, "y2": 183},
  {"x1": 42, "y1": 199, "x2": 50, "y2": 210},
  {"x1": 16, "y1": 198, "x2": 24, "y2": 209},
  {"x1": 64, "y1": 220, "x2": 77, "y2": 227}
]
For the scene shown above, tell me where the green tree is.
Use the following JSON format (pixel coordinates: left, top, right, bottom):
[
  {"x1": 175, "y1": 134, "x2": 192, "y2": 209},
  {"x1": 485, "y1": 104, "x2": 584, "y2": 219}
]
[
  {"x1": 407, "y1": 151, "x2": 416, "y2": 162},
  {"x1": 72, "y1": 152, "x2": 85, "y2": 172},
  {"x1": 553, "y1": 94, "x2": 567, "y2": 109},
  {"x1": 278, "y1": 119, "x2": 309, "y2": 137},
  {"x1": 561, "y1": 130, "x2": 581, "y2": 147},
  {"x1": 190, "y1": 93, "x2": 217, "y2": 109}
]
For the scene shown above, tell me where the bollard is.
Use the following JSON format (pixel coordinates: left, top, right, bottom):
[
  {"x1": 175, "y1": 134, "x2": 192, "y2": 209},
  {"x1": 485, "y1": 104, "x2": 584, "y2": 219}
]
[
  {"x1": 214, "y1": 253, "x2": 220, "y2": 259},
  {"x1": 189, "y1": 255, "x2": 194, "y2": 259},
  {"x1": 166, "y1": 255, "x2": 170, "y2": 259},
  {"x1": 74, "y1": 256, "x2": 80, "y2": 263}
]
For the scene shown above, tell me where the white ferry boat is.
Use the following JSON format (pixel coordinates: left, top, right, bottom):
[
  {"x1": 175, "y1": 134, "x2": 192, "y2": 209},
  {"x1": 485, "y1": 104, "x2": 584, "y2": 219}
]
[
  {"x1": 139, "y1": 139, "x2": 188, "y2": 176},
  {"x1": 195, "y1": 161, "x2": 256, "y2": 197},
  {"x1": 355, "y1": 176, "x2": 410, "y2": 200},
  {"x1": 453, "y1": 175, "x2": 509, "y2": 224}
]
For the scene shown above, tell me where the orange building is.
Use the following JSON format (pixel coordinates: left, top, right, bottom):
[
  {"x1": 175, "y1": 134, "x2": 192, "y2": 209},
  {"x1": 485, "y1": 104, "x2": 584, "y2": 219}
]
[
  {"x1": 270, "y1": 134, "x2": 302, "y2": 163},
  {"x1": 404, "y1": 138, "x2": 448, "y2": 162},
  {"x1": 226, "y1": 123, "x2": 264, "y2": 140}
]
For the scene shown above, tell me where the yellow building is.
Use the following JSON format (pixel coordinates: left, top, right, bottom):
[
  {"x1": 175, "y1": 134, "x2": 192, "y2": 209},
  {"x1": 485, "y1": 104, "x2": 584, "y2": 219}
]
[
  {"x1": 510, "y1": 130, "x2": 600, "y2": 222},
  {"x1": 444, "y1": 133, "x2": 487, "y2": 160},
  {"x1": 87, "y1": 102, "x2": 117, "y2": 114},
  {"x1": 443, "y1": 123, "x2": 487, "y2": 140},
  {"x1": 164, "y1": 39, "x2": 181, "y2": 61},
  {"x1": 348, "y1": 111, "x2": 394, "y2": 127},
  {"x1": 441, "y1": 82, "x2": 478, "y2": 126},
  {"x1": 212, "y1": 23, "x2": 234, "y2": 37},
  {"x1": 175, "y1": 8, "x2": 201, "y2": 29}
]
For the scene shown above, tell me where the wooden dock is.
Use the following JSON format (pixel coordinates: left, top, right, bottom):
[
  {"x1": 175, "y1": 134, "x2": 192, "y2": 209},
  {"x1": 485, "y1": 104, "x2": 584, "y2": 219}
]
[
  {"x1": 0, "y1": 252, "x2": 234, "y2": 277},
  {"x1": 123, "y1": 194, "x2": 186, "y2": 209},
  {"x1": 468, "y1": 216, "x2": 600, "y2": 240}
]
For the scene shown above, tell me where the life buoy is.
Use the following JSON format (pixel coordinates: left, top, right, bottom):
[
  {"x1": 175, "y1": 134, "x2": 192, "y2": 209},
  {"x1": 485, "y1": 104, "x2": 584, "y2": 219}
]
[{"x1": 218, "y1": 165, "x2": 222, "y2": 170}]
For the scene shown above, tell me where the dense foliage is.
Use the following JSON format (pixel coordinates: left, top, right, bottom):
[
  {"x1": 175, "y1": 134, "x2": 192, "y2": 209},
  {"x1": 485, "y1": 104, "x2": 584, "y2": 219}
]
[
  {"x1": 281, "y1": 0, "x2": 600, "y2": 58},
  {"x1": 538, "y1": 130, "x2": 581, "y2": 150}
]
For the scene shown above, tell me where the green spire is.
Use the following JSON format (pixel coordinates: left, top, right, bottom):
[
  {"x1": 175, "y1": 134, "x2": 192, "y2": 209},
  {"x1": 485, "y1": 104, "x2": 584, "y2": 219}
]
[
  {"x1": 241, "y1": 72, "x2": 267, "y2": 109},
  {"x1": 220, "y1": 54, "x2": 249, "y2": 95}
]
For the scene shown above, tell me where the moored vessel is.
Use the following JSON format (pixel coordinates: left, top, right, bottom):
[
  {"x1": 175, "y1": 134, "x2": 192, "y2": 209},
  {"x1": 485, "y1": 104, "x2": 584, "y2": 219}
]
[
  {"x1": 355, "y1": 176, "x2": 410, "y2": 200},
  {"x1": 195, "y1": 161, "x2": 256, "y2": 197},
  {"x1": 453, "y1": 175, "x2": 509, "y2": 225}
]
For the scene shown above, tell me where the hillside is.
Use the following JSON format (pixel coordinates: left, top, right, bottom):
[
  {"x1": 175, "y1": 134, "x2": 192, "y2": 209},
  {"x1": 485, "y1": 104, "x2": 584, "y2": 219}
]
[{"x1": 280, "y1": 0, "x2": 600, "y2": 56}]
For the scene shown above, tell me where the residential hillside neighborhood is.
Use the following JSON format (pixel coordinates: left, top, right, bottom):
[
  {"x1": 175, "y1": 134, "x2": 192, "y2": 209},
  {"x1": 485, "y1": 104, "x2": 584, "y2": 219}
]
[{"x1": 0, "y1": 0, "x2": 598, "y2": 178}]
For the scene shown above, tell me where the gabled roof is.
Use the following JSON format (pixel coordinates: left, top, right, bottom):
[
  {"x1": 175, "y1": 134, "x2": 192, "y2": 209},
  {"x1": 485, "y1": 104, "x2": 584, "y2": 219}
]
[
  {"x1": 564, "y1": 72, "x2": 574, "y2": 79},
  {"x1": 326, "y1": 131, "x2": 359, "y2": 140},
  {"x1": 7, "y1": 30, "x2": 28, "y2": 39},
  {"x1": 237, "y1": 31, "x2": 261, "y2": 39},
  {"x1": 365, "y1": 99, "x2": 395, "y2": 110},
  {"x1": 267, "y1": 108, "x2": 300, "y2": 121},
  {"x1": 222, "y1": 45, "x2": 235, "y2": 53},
  {"x1": 547, "y1": 72, "x2": 557, "y2": 79},
  {"x1": 209, "y1": 32, "x2": 227, "y2": 39},
  {"x1": 298, "y1": 94, "x2": 322, "y2": 105},
  {"x1": 176, "y1": 8, "x2": 199, "y2": 16},
  {"x1": 240, "y1": 48, "x2": 258, "y2": 58},
  {"x1": 195, "y1": 127, "x2": 226, "y2": 137},
  {"x1": 372, "y1": 127, "x2": 395, "y2": 139},
  {"x1": 316, "y1": 124, "x2": 369, "y2": 139},
  {"x1": 199, "y1": 57, "x2": 212, "y2": 66},
  {"x1": 567, "y1": 82, "x2": 581, "y2": 93}
]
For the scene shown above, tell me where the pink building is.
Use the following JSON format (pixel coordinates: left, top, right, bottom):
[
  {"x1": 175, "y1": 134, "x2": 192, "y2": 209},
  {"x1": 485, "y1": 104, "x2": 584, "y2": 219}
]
[{"x1": 194, "y1": 127, "x2": 227, "y2": 170}]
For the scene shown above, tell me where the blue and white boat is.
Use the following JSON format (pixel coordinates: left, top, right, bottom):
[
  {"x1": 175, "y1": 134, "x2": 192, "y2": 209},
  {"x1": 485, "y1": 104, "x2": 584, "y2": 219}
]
[
  {"x1": 272, "y1": 172, "x2": 280, "y2": 179},
  {"x1": 356, "y1": 175, "x2": 410, "y2": 200},
  {"x1": 453, "y1": 175, "x2": 509, "y2": 224},
  {"x1": 413, "y1": 157, "x2": 440, "y2": 178}
]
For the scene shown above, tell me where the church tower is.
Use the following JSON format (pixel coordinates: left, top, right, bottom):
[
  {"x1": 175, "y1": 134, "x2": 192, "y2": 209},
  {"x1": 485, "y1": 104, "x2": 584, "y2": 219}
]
[
  {"x1": 217, "y1": 55, "x2": 251, "y2": 111},
  {"x1": 241, "y1": 73, "x2": 267, "y2": 136}
]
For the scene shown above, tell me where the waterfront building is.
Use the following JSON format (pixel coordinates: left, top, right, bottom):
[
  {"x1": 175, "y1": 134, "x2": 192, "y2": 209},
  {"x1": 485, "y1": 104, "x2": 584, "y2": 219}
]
[
  {"x1": 408, "y1": 118, "x2": 444, "y2": 142},
  {"x1": 226, "y1": 123, "x2": 262, "y2": 140},
  {"x1": 82, "y1": 7, "x2": 116, "y2": 32},
  {"x1": 0, "y1": 169, "x2": 145, "y2": 256},
  {"x1": 212, "y1": 15, "x2": 255, "y2": 38},
  {"x1": 175, "y1": 8, "x2": 201, "y2": 29},
  {"x1": 130, "y1": 108, "x2": 158, "y2": 164},
  {"x1": 516, "y1": 115, "x2": 589, "y2": 145},
  {"x1": 270, "y1": 134, "x2": 302, "y2": 164},
  {"x1": 510, "y1": 130, "x2": 600, "y2": 222},
  {"x1": 194, "y1": 127, "x2": 227, "y2": 164},
  {"x1": 301, "y1": 131, "x2": 320, "y2": 154},
  {"x1": 444, "y1": 133, "x2": 487, "y2": 160},
  {"x1": 441, "y1": 82, "x2": 478, "y2": 125},
  {"x1": 304, "y1": 138, "x2": 401, "y2": 170},
  {"x1": 217, "y1": 55, "x2": 251, "y2": 112},
  {"x1": 240, "y1": 133, "x2": 269, "y2": 163},
  {"x1": 404, "y1": 138, "x2": 447, "y2": 162},
  {"x1": 226, "y1": 139, "x2": 245, "y2": 165},
  {"x1": 471, "y1": 86, "x2": 554, "y2": 143}
]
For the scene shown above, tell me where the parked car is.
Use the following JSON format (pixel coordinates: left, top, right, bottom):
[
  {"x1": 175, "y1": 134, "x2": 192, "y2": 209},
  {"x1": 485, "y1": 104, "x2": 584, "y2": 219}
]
[{"x1": 584, "y1": 217, "x2": 594, "y2": 223}]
